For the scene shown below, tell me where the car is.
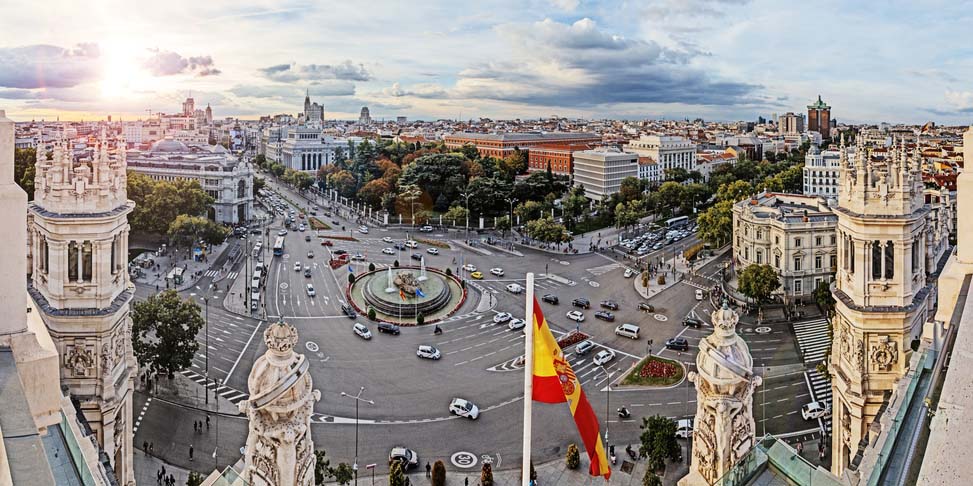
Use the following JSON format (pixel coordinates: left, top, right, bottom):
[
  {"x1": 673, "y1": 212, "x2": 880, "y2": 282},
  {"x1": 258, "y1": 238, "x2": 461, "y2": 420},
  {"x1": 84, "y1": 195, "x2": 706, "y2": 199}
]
[
  {"x1": 566, "y1": 310, "x2": 585, "y2": 322},
  {"x1": 394, "y1": 242, "x2": 406, "y2": 250},
  {"x1": 624, "y1": 268, "x2": 636, "y2": 278},
  {"x1": 304, "y1": 268, "x2": 312, "y2": 278},
  {"x1": 449, "y1": 398, "x2": 480, "y2": 419},
  {"x1": 277, "y1": 229, "x2": 288, "y2": 236},
  {"x1": 341, "y1": 303, "x2": 357, "y2": 319},
  {"x1": 801, "y1": 401, "x2": 831, "y2": 421},
  {"x1": 410, "y1": 253, "x2": 423, "y2": 261},
  {"x1": 333, "y1": 249, "x2": 348, "y2": 256},
  {"x1": 332, "y1": 219, "x2": 340, "y2": 225},
  {"x1": 351, "y1": 253, "x2": 366, "y2": 261},
  {"x1": 507, "y1": 318, "x2": 526, "y2": 331},
  {"x1": 298, "y1": 224, "x2": 306, "y2": 232},
  {"x1": 416, "y1": 345, "x2": 441, "y2": 360},
  {"x1": 462, "y1": 263, "x2": 476, "y2": 272},
  {"x1": 358, "y1": 226, "x2": 369, "y2": 234},
  {"x1": 377, "y1": 323, "x2": 401, "y2": 335},
  {"x1": 382, "y1": 236, "x2": 395, "y2": 243},
  {"x1": 600, "y1": 300, "x2": 619, "y2": 310},
  {"x1": 638, "y1": 302, "x2": 656, "y2": 313},
  {"x1": 388, "y1": 446, "x2": 419, "y2": 470},
  {"x1": 426, "y1": 248, "x2": 440, "y2": 255},
  {"x1": 575, "y1": 340, "x2": 595, "y2": 355},
  {"x1": 572, "y1": 298, "x2": 590, "y2": 309},
  {"x1": 695, "y1": 289, "x2": 705, "y2": 301},
  {"x1": 382, "y1": 247, "x2": 395, "y2": 255},
  {"x1": 593, "y1": 349, "x2": 616, "y2": 366},
  {"x1": 306, "y1": 284, "x2": 316, "y2": 297},
  {"x1": 353, "y1": 323, "x2": 372, "y2": 340},
  {"x1": 405, "y1": 240, "x2": 418, "y2": 248},
  {"x1": 493, "y1": 312, "x2": 512, "y2": 324},
  {"x1": 615, "y1": 323, "x2": 641, "y2": 339},
  {"x1": 294, "y1": 262, "x2": 302, "y2": 271},
  {"x1": 419, "y1": 225, "x2": 434, "y2": 232},
  {"x1": 305, "y1": 235, "x2": 311, "y2": 242},
  {"x1": 321, "y1": 239, "x2": 333, "y2": 246},
  {"x1": 683, "y1": 317, "x2": 703, "y2": 328},
  {"x1": 665, "y1": 337, "x2": 690, "y2": 351},
  {"x1": 470, "y1": 271, "x2": 483, "y2": 280},
  {"x1": 542, "y1": 294, "x2": 559, "y2": 305},
  {"x1": 307, "y1": 251, "x2": 314, "y2": 259},
  {"x1": 250, "y1": 228, "x2": 262, "y2": 235},
  {"x1": 490, "y1": 267, "x2": 504, "y2": 277},
  {"x1": 506, "y1": 283, "x2": 524, "y2": 294},
  {"x1": 594, "y1": 311, "x2": 615, "y2": 322},
  {"x1": 675, "y1": 419, "x2": 694, "y2": 439}
]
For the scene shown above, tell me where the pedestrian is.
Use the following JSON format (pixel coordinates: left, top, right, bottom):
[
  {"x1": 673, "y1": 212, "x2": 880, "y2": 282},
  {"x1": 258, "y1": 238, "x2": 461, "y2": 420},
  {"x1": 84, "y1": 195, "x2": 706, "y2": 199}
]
[
  {"x1": 144, "y1": 440, "x2": 148, "y2": 453},
  {"x1": 465, "y1": 478, "x2": 469, "y2": 486},
  {"x1": 206, "y1": 414, "x2": 210, "y2": 430},
  {"x1": 150, "y1": 442, "x2": 154, "y2": 454},
  {"x1": 425, "y1": 462, "x2": 431, "y2": 478},
  {"x1": 161, "y1": 465, "x2": 166, "y2": 479},
  {"x1": 819, "y1": 449, "x2": 825, "y2": 462},
  {"x1": 157, "y1": 469, "x2": 163, "y2": 484},
  {"x1": 193, "y1": 421, "x2": 198, "y2": 433},
  {"x1": 169, "y1": 474, "x2": 175, "y2": 486},
  {"x1": 796, "y1": 441, "x2": 803, "y2": 454},
  {"x1": 189, "y1": 444, "x2": 194, "y2": 461}
]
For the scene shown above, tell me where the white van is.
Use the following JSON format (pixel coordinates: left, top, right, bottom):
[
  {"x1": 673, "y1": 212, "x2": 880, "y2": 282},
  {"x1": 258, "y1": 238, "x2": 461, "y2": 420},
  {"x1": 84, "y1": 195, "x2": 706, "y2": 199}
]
[
  {"x1": 695, "y1": 289, "x2": 704, "y2": 301},
  {"x1": 251, "y1": 276, "x2": 260, "y2": 291},
  {"x1": 614, "y1": 323, "x2": 641, "y2": 340}
]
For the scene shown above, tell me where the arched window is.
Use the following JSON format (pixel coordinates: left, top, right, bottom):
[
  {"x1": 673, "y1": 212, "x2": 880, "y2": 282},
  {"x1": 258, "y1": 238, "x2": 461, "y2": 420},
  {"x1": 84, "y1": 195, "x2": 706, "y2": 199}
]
[
  {"x1": 884, "y1": 240, "x2": 894, "y2": 279},
  {"x1": 872, "y1": 240, "x2": 882, "y2": 279}
]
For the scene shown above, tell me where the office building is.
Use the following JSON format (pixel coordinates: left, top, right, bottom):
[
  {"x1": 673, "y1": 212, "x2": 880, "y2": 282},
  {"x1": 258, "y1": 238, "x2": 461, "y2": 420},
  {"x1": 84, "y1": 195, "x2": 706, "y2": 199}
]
[
  {"x1": 571, "y1": 148, "x2": 638, "y2": 201},
  {"x1": 808, "y1": 95, "x2": 832, "y2": 138},
  {"x1": 444, "y1": 132, "x2": 601, "y2": 158},
  {"x1": 624, "y1": 134, "x2": 697, "y2": 179}
]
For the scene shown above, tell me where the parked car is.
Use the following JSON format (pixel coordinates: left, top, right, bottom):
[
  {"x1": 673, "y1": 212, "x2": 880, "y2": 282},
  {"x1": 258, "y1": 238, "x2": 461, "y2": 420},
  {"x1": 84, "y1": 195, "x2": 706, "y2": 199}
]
[
  {"x1": 572, "y1": 298, "x2": 591, "y2": 309},
  {"x1": 306, "y1": 284, "x2": 316, "y2": 297},
  {"x1": 351, "y1": 253, "x2": 366, "y2": 261},
  {"x1": 506, "y1": 283, "x2": 524, "y2": 294},
  {"x1": 353, "y1": 323, "x2": 372, "y2": 340},
  {"x1": 665, "y1": 337, "x2": 690, "y2": 351},
  {"x1": 542, "y1": 294, "x2": 559, "y2": 305},
  {"x1": 802, "y1": 401, "x2": 831, "y2": 421},
  {"x1": 382, "y1": 247, "x2": 395, "y2": 255},
  {"x1": 493, "y1": 312, "x2": 512, "y2": 324},
  {"x1": 298, "y1": 224, "x2": 306, "y2": 232},
  {"x1": 449, "y1": 398, "x2": 480, "y2": 419},
  {"x1": 508, "y1": 318, "x2": 526, "y2": 331},
  {"x1": 427, "y1": 248, "x2": 440, "y2": 255},
  {"x1": 594, "y1": 311, "x2": 615, "y2": 322},
  {"x1": 490, "y1": 267, "x2": 504, "y2": 277},
  {"x1": 419, "y1": 225, "x2": 434, "y2": 232},
  {"x1": 566, "y1": 310, "x2": 585, "y2": 322},
  {"x1": 638, "y1": 302, "x2": 656, "y2": 313},
  {"x1": 470, "y1": 271, "x2": 483, "y2": 280},
  {"x1": 341, "y1": 303, "x2": 357, "y2": 319},
  {"x1": 593, "y1": 349, "x2": 616, "y2": 366},
  {"x1": 416, "y1": 345, "x2": 441, "y2": 360},
  {"x1": 575, "y1": 340, "x2": 595, "y2": 355},
  {"x1": 600, "y1": 300, "x2": 619, "y2": 310},
  {"x1": 675, "y1": 419, "x2": 694, "y2": 439},
  {"x1": 683, "y1": 317, "x2": 703, "y2": 328},
  {"x1": 462, "y1": 263, "x2": 476, "y2": 272},
  {"x1": 615, "y1": 323, "x2": 641, "y2": 339},
  {"x1": 388, "y1": 447, "x2": 419, "y2": 470},
  {"x1": 333, "y1": 249, "x2": 348, "y2": 255},
  {"x1": 377, "y1": 323, "x2": 401, "y2": 335}
]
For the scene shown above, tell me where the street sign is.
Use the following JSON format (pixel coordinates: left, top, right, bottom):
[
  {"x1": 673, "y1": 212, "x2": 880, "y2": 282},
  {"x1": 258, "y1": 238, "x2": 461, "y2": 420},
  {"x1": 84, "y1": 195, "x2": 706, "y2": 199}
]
[{"x1": 365, "y1": 464, "x2": 376, "y2": 470}]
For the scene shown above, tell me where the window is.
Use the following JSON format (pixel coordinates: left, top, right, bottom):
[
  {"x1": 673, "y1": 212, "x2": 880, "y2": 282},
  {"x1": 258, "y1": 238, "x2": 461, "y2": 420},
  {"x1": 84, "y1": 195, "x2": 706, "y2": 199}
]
[
  {"x1": 39, "y1": 236, "x2": 49, "y2": 274},
  {"x1": 830, "y1": 254, "x2": 837, "y2": 269},
  {"x1": 815, "y1": 236, "x2": 822, "y2": 246},
  {"x1": 795, "y1": 238, "x2": 802, "y2": 247},
  {"x1": 830, "y1": 235, "x2": 836, "y2": 245},
  {"x1": 872, "y1": 240, "x2": 882, "y2": 279},
  {"x1": 775, "y1": 235, "x2": 780, "y2": 244},
  {"x1": 81, "y1": 241, "x2": 92, "y2": 281},
  {"x1": 794, "y1": 279, "x2": 803, "y2": 295},
  {"x1": 745, "y1": 247, "x2": 750, "y2": 260},
  {"x1": 884, "y1": 240, "x2": 894, "y2": 279},
  {"x1": 815, "y1": 256, "x2": 822, "y2": 270},
  {"x1": 68, "y1": 241, "x2": 79, "y2": 281},
  {"x1": 110, "y1": 236, "x2": 117, "y2": 274},
  {"x1": 912, "y1": 238, "x2": 920, "y2": 273},
  {"x1": 756, "y1": 250, "x2": 763, "y2": 264},
  {"x1": 793, "y1": 256, "x2": 802, "y2": 271},
  {"x1": 775, "y1": 255, "x2": 781, "y2": 268}
]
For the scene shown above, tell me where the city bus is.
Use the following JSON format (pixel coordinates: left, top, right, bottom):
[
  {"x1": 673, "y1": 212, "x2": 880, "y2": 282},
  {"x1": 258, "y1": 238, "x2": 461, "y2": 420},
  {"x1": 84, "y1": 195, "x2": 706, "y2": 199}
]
[
  {"x1": 665, "y1": 216, "x2": 690, "y2": 228},
  {"x1": 273, "y1": 236, "x2": 285, "y2": 256}
]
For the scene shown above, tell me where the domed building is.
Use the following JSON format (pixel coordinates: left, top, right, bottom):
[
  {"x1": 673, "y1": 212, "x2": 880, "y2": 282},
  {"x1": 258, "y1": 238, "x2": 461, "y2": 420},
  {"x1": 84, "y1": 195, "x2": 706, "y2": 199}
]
[{"x1": 127, "y1": 136, "x2": 254, "y2": 224}]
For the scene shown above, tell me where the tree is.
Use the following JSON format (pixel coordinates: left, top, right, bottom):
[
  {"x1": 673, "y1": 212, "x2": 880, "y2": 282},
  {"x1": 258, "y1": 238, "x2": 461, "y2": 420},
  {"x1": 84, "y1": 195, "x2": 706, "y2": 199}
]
[
  {"x1": 502, "y1": 148, "x2": 528, "y2": 175},
  {"x1": 348, "y1": 273, "x2": 356, "y2": 284},
  {"x1": 814, "y1": 280, "x2": 836, "y2": 316},
  {"x1": 566, "y1": 443, "x2": 581, "y2": 469},
  {"x1": 397, "y1": 184, "x2": 423, "y2": 224},
  {"x1": 357, "y1": 179, "x2": 392, "y2": 209},
  {"x1": 619, "y1": 176, "x2": 642, "y2": 203},
  {"x1": 330, "y1": 170, "x2": 357, "y2": 198},
  {"x1": 332, "y1": 463, "x2": 354, "y2": 485},
  {"x1": 388, "y1": 461, "x2": 407, "y2": 486},
  {"x1": 514, "y1": 200, "x2": 544, "y2": 222},
  {"x1": 525, "y1": 217, "x2": 569, "y2": 245},
  {"x1": 495, "y1": 215, "x2": 511, "y2": 236},
  {"x1": 638, "y1": 415, "x2": 681, "y2": 472},
  {"x1": 655, "y1": 182, "x2": 685, "y2": 218},
  {"x1": 696, "y1": 200, "x2": 733, "y2": 246},
  {"x1": 127, "y1": 173, "x2": 214, "y2": 235},
  {"x1": 480, "y1": 463, "x2": 494, "y2": 486},
  {"x1": 131, "y1": 290, "x2": 204, "y2": 378},
  {"x1": 443, "y1": 205, "x2": 470, "y2": 226},
  {"x1": 167, "y1": 214, "x2": 230, "y2": 249},
  {"x1": 680, "y1": 183, "x2": 711, "y2": 216},
  {"x1": 253, "y1": 176, "x2": 266, "y2": 195},
  {"x1": 14, "y1": 148, "x2": 36, "y2": 199},
  {"x1": 716, "y1": 180, "x2": 754, "y2": 203},
  {"x1": 397, "y1": 154, "x2": 470, "y2": 206},
  {"x1": 432, "y1": 460, "x2": 447, "y2": 486},
  {"x1": 738, "y1": 264, "x2": 780, "y2": 312},
  {"x1": 665, "y1": 167, "x2": 690, "y2": 182},
  {"x1": 615, "y1": 200, "x2": 643, "y2": 229},
  {"x1": 416, "y1": 312, "x2": 424, "y2": 326},
  {"x1": 642, "y1": 470, "x2": 663, "y2": 486},
  {"x1": 186, "y1": 472, "x2": 204, "y2": 486},
  {"x1": 314, "y1": 450, "x2": 334, "y2": 485}
]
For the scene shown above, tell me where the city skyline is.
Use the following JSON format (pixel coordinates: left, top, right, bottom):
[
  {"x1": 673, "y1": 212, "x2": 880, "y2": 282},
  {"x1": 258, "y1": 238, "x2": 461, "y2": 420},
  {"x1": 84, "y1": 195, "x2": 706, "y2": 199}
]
[{"x1": 1, "y1": 0, "x2": 972, "y2": 124}]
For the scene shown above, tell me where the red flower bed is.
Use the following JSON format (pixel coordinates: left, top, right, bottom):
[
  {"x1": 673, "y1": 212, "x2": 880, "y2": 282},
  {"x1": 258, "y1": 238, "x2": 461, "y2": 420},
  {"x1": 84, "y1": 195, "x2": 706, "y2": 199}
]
[
  {"x1": 638, "y1": 358, "x2": 678, "y2": 379},
  {"x1": 558, "y1": 331, "x2": 590, "y2": 349}
]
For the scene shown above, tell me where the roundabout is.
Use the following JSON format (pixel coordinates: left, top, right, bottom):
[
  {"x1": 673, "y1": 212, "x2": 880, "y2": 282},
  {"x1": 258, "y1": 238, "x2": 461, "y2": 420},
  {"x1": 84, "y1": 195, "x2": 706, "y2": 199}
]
[{"x1": 347, "y1": 265, "x2": 466, "y2": 324}]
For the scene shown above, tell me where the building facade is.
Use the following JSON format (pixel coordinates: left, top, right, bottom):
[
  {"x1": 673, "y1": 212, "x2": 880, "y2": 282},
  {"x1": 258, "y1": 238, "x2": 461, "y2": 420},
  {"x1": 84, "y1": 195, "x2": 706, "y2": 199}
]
[
  {"x1": 807, "y1": 95, "x2": 832, "y2": 138},
  {"x1": 732, "y1": 192, "x2": 838, "y2": 300},
  {"x1": 303, "y1": 92, "x2": 324, "y2": 124},
  {"x1": 443, "y1": 132, "x2": 601, "y2": 158},
  {"x1": 126, "y1": 137, "x2": 254, "y2": 224},
  {"x1": 280, "y1": 127, "x2": 337, "y2": 172},
  {"x1": 779, "y1": 112, "x2": 805, "y2": 135},
  {"x1": 624, "y1": 135, "x2": 697, "y2": 179},
  {"x1": 572, "y1": 148, "x2": 638, "y2": 201},
  {"x1": 802, "y1": 144, "x2": 844, "y2": 203},
  {"x1": 27, "y1": 132, "x2": 137, "y2": 483},
  {"x1": 637, "y1": 157, "x2": 660, "y2": 183},
  {"x1": 526, "y1": 143, "x2": 595, "y2": 174},
  {"x1": 359, "y1": 106, "x2": 371, "y2": 125}
]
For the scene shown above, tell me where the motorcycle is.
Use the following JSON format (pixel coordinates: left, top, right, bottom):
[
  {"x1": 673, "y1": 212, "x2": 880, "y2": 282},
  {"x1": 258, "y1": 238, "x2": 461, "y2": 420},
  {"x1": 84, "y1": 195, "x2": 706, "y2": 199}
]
[
  {"x1": 434, "y1": 325, "x2": 442, "y2": 335},
  {"x1": 626, "y1": 445, "x2": 638, "y2": 461},
  {"x1": 609, "y1": 445, "x2": 617, "y2": 465},
  {"x1": 617, "y1": 407, "x2": 631, "y2": 419}
]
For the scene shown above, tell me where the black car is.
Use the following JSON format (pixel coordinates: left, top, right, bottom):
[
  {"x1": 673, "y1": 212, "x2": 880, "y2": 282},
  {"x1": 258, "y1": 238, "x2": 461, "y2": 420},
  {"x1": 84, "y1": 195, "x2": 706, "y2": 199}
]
[
  {"x1": 332, "y1": 220, "x2": 340, "y2": 225},
  {"x1": 410, "y1": 253, "x2": 423, "y2": 261},
  {"x1": 394, "y1": 242, "x2": 407, "y2": 250},
  {"x1": 333, "y1": 249, "x2": 348, "y2": 256},
  {"x1": 341, "y1": 304, "x2": 356, "y2": 319},
  {"x1": 250, "y1": 228, "x2": 262, "y2": 235},
  {"x1": 594, "y1": 311, "x2": 615, "y2": 322},
  {"x1": 638, "y1": 302, "x2": 655, "y2": 313},
  {"x1": 572, "y1": 298, "x2": 590, "y2": 309},
  {"x1": 600, "y1": 300, "x2": 619, "y2": 310},
  {"x1": 304, "y1": 268, "x2": 312, "y2": 278},
  {"x1": 665, "y1": 337, "x2": 690, "y2": 351},
  {"x1": 377, "y1": 323, "x2": 401, "y2": 335},
  {"x1": 683, "y1": 317, "x2": 703, "y2": 328},
  {"x1": 542, "y1": 294, "x2": 559, "y2": 305},
  {"x1": 305, "y1": 235, "x2": 311, "y2": 242}
]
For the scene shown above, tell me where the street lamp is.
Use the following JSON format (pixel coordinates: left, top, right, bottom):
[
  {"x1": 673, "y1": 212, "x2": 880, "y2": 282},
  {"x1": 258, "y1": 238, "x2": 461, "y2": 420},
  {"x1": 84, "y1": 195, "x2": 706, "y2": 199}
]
[
  {"x1": 599, "y1": 365, "x2": 612, "y2": 442},
  {"x1": 505, "y1": 197, "x2": 517, "y2": 236},
  {"x1": 340, "y1": 387, "x2": 374, "y2": 486},
  {"x1": 203, "y1": 296, "x2": 209, "y2": 404},
  {"x1": 459, "y1": 190, "x2": 472, "y2": 240}
]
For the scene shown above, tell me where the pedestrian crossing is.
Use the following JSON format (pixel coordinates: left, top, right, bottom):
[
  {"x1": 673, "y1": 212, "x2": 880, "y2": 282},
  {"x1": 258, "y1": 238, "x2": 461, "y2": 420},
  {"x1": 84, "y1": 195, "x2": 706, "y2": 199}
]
[
  {"x1": 203, "y1": 269, "x2": 239, "y2": 280},
  {"x1": 792, "y1": 317, "x2": 831, "y2": 365},
  {"x1": 587, "y1": 262, "x2": 621, "y2": 276},
  {"x1": 805, "y1": 369, "x2": 833, "y2": 435}
]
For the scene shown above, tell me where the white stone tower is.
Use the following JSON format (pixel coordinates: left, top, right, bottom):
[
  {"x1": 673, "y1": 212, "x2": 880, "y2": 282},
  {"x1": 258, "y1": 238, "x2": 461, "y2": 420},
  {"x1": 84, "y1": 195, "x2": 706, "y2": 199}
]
[
  {"x1": 680, "y1": 302, "x2": 761, "y2": 486},
  {"x1": 239, "y1": 320, "x2": 320, "y2": 486},
  {"x1": 829, "y1": 135, "x2": 929, "y2": 474},
  {"x1": 27, "y1": 129, "x2": 136, "y2": 483}
]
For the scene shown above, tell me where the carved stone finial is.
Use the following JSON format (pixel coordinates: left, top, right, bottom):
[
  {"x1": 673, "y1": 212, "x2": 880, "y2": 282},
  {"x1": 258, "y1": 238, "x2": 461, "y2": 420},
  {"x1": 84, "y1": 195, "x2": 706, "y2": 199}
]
[{"x1": 264, "y1": 320, "x2": 298, "y2": 354}]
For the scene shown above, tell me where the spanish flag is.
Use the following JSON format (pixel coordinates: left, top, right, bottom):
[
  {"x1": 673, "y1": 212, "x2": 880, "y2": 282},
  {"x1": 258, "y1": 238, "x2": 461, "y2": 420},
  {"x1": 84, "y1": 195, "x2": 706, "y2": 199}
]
[{"x1": 531, "y1": 297, "x2": 611, "y2": 480}]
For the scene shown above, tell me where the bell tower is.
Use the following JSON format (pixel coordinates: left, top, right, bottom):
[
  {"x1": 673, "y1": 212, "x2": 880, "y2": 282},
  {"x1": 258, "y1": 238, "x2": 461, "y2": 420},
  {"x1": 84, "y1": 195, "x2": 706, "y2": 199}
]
[
  {"x1": 27, "y1": 129, "x2": 136, "y2": 484},
  {"x1": 829, "y1": 135, "x2": 929, "y2": 475}
]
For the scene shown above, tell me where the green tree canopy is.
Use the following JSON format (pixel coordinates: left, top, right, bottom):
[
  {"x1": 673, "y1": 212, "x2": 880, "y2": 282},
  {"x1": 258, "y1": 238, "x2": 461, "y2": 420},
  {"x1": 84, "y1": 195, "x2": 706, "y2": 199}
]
[
  {"x1": 502, "y1": 148, "x2": 528, "y2": 175},
  {"x1": 696, "y1": 200, "x2": 734, "y2": 246},
  {"x1": 127, "y1": 172, "x2": 213, "y2": 234},
  {"x1": 638, "y1": 415, "x2": 681, "y2": 472},
  {"x1": 716, "y1": 180, "x2": 754, "y2": 203},
  {"x1": 132, "y1": 290, "x2": 204, "y2": 378},
  {"x1": 618, "y1": 176, "x2": 643, "y2": 203},
  {"x1": 443, "y1": 205, "x2": 470, "y2": 225},
  {"x1": 514, "y1": 200, "x2": 545, "y2": 221},
  {"x1": 525, "y1": 217, "x2": 569, "y2": 244},
  {"x1": 398, "y1": 154, "x2": 470, "y2": 205},
  {"x1": 738, "y1": 263, "x2": 780, "y2": 307},
  {"x1": 167, "y1": 214, "x2": 230, "y2": 248},
  {"x1": 14, "y1": 147, "x2": 36, "y2": 200}
]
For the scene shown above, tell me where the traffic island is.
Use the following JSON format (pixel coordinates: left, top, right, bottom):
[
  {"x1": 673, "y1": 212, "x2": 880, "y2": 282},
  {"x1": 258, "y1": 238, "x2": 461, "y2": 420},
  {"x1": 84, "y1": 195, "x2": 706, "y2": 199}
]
[
  {"x1": 346, "y1": 266, "x2": 466, "y2": 325},
  {"x1": 618, "y1": 355, "x2": 686, "y2": 388}
]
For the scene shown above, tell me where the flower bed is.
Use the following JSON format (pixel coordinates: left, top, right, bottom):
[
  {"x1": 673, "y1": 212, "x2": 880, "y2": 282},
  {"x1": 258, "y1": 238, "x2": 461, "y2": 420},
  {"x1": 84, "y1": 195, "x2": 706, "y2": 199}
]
[
  {"x1": 308, "y1": 217, "x2": 331, "y2": 230},
  {"x1": 621, "y1": 355, "x2": 684, "y2": 387},
  {"x1": 325, "y1": 235, "x2": 358, "y2": 242},
  {"x1": 415, "y1": 238, "x2": 451, "y2": 249},
  {"x1": 557, "y1": 331, "x2": 590, "y2": 349}
]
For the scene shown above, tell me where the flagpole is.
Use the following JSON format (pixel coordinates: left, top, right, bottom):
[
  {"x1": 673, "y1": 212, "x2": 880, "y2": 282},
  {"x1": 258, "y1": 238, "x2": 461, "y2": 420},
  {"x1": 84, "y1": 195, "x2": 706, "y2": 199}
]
[{"x1": 522, "y1": 272, "x2": 535, "y2": 486}]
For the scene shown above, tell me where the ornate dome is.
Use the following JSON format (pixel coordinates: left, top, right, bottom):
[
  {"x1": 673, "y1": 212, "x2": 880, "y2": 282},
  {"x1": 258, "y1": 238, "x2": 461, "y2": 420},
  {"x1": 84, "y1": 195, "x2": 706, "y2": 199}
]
[{"x1": 150, "y1": 137, "x2": 189, "y2": 153}]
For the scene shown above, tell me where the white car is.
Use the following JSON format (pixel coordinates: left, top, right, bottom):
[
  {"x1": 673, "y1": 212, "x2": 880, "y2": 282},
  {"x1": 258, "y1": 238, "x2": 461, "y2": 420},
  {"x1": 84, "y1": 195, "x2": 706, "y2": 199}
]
[
  {"x1": 506, "y1": 283, "x2": 524, "y2": 294},
  {"x1": 624, "y1": 268, "x2": 636, "y2": 278},
  {"x1": 351, "y1": 253, "x2": 366, "y2": 261},
  {"x1": 306, "y1": 284, "x2": 316, "y2": 296},
  {"x1": 382, "y1": 247, "x2": 395, "y2": 255},
  {"x1": 405, "y1": 240, "x2": 418, "y2": 249},
  {"x1": 294, "y1": 262, "x2": 302, "y2": 271},
  {"x1": 426, "y1": 248, "x2": 440, "y2": 255},
  {"x1": 566, "y1": 310, "x2": 585, "y2": 322},
  {"x1": 449, "y1": 398, "x2": 480, "y2": 420},
  {"x1": 490, "y1": 268, "x2": 504, "y2": 277},
  {"x1": 801, "y1": 401, "x2": 831, "y2": 421},
  {"x1": 298, "y1": 224, "x2": 306, "y2": 232},
  {"x1": 353, "y1": 323, "x2": 372, "y2": 340},
  {"x1": 462, "y1": 264, "x2": 477, "y2": 272},
  {"x1": 419, "y1": 225, "x2": 434, "y2": 232},
  {"x1": 675, "y1": 419, "x2": 694, "y2": 439},
  {"x1": 507, "y1": 318, "x2": 526, "y2": 331},
  {"x1": 493, "y1": 312, "x2": 512, "y2": 324},
  {"x1": 358, "y1": 226, "x2": 369, "y2": 234},
  {"x1": 382, "y1": 236, "x2": 394, "y2": 243},
  {"x1": 593, "y1": 349, "x2": 615, "y2": 366},
  {"x1": 416, "y1": 345, "x2": 441, "y2": 360}
]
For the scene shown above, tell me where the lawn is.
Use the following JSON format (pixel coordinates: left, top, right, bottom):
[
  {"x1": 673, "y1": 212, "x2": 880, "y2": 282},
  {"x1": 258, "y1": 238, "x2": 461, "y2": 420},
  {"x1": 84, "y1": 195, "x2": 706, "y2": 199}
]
[
  {"x1": 621, "y1": 355, "x2": 684, "y2": 387},
  {"x1": 308, "y1": 217, "x2": 331, "y2": 230}
]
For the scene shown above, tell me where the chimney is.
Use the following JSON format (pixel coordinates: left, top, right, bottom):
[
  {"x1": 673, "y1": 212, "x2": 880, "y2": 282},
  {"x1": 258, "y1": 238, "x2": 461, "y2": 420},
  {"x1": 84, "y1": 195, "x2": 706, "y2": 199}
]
[{"x1": 0, "y1": 109, "x2": 28, "y2": 335}]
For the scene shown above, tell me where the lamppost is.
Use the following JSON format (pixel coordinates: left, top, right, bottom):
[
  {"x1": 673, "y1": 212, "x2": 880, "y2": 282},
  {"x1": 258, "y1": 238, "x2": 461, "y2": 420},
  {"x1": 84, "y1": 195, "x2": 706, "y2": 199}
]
[
  {"x1": 600, "y1": 365, "x2": 612, "y2": 442},
  {"x1": 340, "y1": 387, "x2": 374, "y2": 486},
  {"x1": 203, "y1": 296, "x2": 209, "y2": 404},
  {"x1": 460, "y1": 190, "x2": 472, "y2": 240},
  {"x1": 505, "y1": 197, "x2": 517, "y2": 237}
]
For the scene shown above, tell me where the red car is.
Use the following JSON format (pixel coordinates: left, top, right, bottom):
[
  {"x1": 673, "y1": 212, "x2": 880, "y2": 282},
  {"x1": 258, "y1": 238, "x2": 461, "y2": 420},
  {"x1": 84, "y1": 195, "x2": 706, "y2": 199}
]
[{"x1": 320, "y1": 240, "x2": 334, "y2": 246}]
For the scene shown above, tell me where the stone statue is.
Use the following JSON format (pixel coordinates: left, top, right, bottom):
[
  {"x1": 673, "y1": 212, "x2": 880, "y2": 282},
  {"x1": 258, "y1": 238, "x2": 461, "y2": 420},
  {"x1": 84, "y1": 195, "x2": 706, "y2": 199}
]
[
  {"x1": 393, "y1": 271, "x2": 420, "y2": 297},
  {"x1": 239, "y1": 321, "x2": 321, "y2": 486},
  {"x1": 65, "y1": 340, "x2": 94, "y2": 376},
  {"x1": 680, "y1": 302, "x2": 761, "y2": 486}
]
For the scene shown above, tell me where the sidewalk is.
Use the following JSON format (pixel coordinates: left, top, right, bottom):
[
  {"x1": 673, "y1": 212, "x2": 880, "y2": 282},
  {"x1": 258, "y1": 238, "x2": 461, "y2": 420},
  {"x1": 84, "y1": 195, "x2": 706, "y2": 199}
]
[{"x1": 132, "y1": 239, "x2": 233, "y2": 293}]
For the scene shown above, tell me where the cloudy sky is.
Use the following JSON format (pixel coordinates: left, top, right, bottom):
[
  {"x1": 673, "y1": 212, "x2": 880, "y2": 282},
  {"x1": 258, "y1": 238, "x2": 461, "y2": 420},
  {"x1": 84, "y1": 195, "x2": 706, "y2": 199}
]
[{"x1": 1, "y1": 0, "x2": 971, "y2": 124}]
